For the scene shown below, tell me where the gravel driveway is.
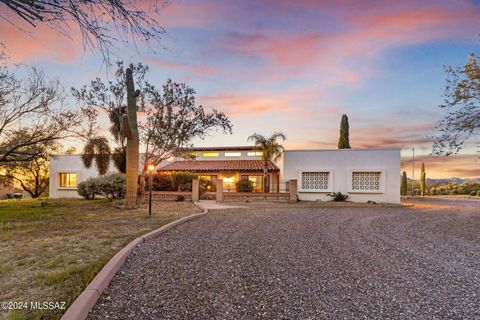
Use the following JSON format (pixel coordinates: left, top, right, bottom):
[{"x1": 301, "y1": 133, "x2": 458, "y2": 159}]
[{"x1": 88, "y1": 199, "x2": 480, "y2": 319}]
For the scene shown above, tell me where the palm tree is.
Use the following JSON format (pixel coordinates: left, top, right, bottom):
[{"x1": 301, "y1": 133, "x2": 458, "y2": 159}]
[{"x1": 248, "y1": 132, "x2": 286, "y2": 192}]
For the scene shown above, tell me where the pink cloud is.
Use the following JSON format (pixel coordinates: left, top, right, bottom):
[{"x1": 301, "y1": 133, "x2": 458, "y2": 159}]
[
  {"x1": 218, "y1": 0, "x2": 480, "y2": 86},
  {"x1": 200, "y1": 92, "x2": 301, "y2": 117},
  {"x1": 0, "y1": 20, "x2": 83, "y2": 63},
  {"x1": 145, "y1": 56, "x2": 214, "y2": 75}
]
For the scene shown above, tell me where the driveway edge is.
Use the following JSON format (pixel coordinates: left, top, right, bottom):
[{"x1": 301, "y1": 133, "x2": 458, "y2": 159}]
[{"x1": 61, "y1": 203, "x2": 208, "y2": 320}]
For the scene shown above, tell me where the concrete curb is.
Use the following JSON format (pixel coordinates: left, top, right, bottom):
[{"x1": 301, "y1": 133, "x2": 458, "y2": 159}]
[{"x1": 61, "y1": 204, "x2": 208, "y2": 320}]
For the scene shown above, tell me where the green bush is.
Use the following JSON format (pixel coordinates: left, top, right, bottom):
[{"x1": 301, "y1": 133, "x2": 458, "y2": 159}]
[
  {"x1": 236, "y1": 179, "x2": 253, "y2": 192},
  {"x1": 148, "y1": 173, "x2": 173, "y2": 191},
  {"x1": 77, "y1": 177, "x2": 100, "y2": 200},
  {"x1": 171, "y1": 173, "x2": 198, "y2": 191},
  {"x1": 77, "y1": 173, "x2": 125, "y2": 200},
  {"x1": 327, "y1": 192, "x2": 349, "y2": 202}
]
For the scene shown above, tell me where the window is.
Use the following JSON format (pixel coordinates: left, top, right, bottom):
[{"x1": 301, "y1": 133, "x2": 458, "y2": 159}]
[
  {"x1": 351, "y1": 172, "x2": 381, "y2": 191},
  {"x1": 247, "y1": 151, "x2": 263, "y2": 156},
  {"x1": 301, "y1": 172, "x2": 329, "y2": 191},
  {"x1": 59, "y1": 173, "x2": 77, "y2": 187},
  {"x1": 248, "y1": 175, "x2": 263, "y2": 192},
  {"x1": 203, "y1": 152, "x2": 219, "y2": 157},
  {"x1": 199, "y1": 175, "x2": 217, "y2": 192},
  {"x1": 225, "y1": 152, "x2": 241, "y2": 157}
]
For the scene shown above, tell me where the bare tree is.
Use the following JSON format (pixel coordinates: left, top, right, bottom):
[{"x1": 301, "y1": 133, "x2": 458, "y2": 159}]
[
  {"x1": 142, "y1": 80, "x2": 233, "y2": 167},
  {"x1": 433, "y1": 52, "x2": 480, "y2": 155},
  {"x1": 3, "y1": 141, "x2": 59, "y2": 198},
  {"x1": 0, "y1": 54, "x2": 80, "y2": 164},
  {"x1": 0, "y1": 0, "x2": 166, "y2": 62}
]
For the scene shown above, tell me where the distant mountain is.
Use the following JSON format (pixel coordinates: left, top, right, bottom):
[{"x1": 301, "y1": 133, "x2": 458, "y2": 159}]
[
  {"x1": 426, "y1": 177, "x2": 480, "y2": 185},
  {"x1": 402, "y1": 177, "x2": 480, "y2": 185}
]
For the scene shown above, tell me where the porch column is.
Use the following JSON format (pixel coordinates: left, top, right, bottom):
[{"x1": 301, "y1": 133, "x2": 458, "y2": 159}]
[
  {"x1": 288, "y1": 179, "x2": 297, "y2": 203},
  {"x1": 216, "y1": 179, "x2": 224, "y2": 202},
  {"x1": 192, "y1": 179, "x2": 199, "y2": 202}
]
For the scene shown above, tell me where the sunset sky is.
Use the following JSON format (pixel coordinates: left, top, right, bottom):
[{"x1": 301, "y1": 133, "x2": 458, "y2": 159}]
[{"x1": 1, "y1": 0, "x2": 479, "y2": 178}]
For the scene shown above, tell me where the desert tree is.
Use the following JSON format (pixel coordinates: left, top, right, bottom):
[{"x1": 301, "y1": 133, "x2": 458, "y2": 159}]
[
  {"x1": 0, "y1": 52, "x2": 80, "y2": 164},
  {"x1": 142, "y1": 80, "x2": 233, "y2": 170},
  {"x1": 433, "y1": 52, "x2": 480, "y2": 155},
  {"x1": 3, "y1": 140, "x2": 59, "y2": 198},
  {"x1": 338, "y1": 114, "x2": 351, "y2": 149},
  {"x1": 72, "y1": 61, "x2": 148, "y2": 174},
  {"x1": 247, "y1": 132, "x2": 286, "y2": 192},
  {"x1": 0, "y1": 0, "x2": 166, "y2": 62}
]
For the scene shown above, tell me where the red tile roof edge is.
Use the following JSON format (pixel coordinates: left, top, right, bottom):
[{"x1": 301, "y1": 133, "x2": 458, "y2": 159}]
[{"x1": 158, "y1": 160, "x2": 279, "y2": 172}]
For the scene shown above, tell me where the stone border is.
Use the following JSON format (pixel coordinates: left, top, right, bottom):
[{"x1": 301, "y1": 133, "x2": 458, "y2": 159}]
[{"x1": 61, "y1": 203, "x2": 208, "y2": 320}]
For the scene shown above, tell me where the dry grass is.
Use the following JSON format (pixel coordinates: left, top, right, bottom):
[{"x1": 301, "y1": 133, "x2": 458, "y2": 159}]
[{"x1": 0, "y1": 198, "x2": 200, "y2": 320}]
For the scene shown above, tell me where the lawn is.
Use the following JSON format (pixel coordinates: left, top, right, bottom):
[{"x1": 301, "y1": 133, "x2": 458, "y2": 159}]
[{"x1": 0, "y1": 198, "x2": 201, "y2": 320}]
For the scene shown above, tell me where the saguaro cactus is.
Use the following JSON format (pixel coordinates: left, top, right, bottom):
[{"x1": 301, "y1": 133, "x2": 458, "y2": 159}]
[
  {"x1": 124, "y1": 65, "x2": 140, "y2": 207},
  {"x1": 401, "y1": 171, "x2": 408, "y2": 196},
  {"x1": 420, "y1": 163, "x2": 426, "y2": 196}
]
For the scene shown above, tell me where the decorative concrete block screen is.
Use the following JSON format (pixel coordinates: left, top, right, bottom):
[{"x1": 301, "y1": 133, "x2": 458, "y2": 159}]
[
  {"x1": 351, "y1": 172, "x2": 381, "y2": 191},
  {"x1": 301, "y1": 172, "x2": 329, "y2": 190}
]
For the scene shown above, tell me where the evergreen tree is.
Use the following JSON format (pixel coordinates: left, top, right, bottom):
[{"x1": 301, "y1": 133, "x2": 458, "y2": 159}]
[
  {"x1": 338, "y1": 114, "x2": 351, "y2": 149},
  {"x1": 401, "y1": 171, "x2": 408, "y2": 195}
]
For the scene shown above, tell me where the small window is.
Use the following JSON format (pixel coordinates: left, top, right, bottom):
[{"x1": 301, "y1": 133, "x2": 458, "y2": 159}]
[
  {"x1": 225, "y1": 152, "x2": 241, "y2": 157},
  {"x1": 59, "y1": 173, "x2": 77, "y2": 187},
  {"x1": 247, "y1": 151, "x2": 263, "y2": 156},
  {"x1": 301, "y1": 172, "x2": 329, "y2": 191},
  {"x1": 203, "y1": 152, "x2": 219, "y2": 157},
  {"x1": 352, "y1": 172, "x2": 381, "y2": 191}
]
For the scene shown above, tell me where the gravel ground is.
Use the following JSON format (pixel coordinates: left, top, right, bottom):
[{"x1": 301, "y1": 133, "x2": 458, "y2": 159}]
[{"x1": 88, "y1": 199, "x2": 480, "y2": 319}]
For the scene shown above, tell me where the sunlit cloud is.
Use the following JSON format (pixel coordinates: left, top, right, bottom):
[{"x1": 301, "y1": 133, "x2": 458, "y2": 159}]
[{"x1": 0, "y1": 0, "x2": 479, "y2": 178}]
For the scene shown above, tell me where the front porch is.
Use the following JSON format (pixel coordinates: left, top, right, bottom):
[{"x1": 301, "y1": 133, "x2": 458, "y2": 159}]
[{"x1": 157, "y1": 159, "x2": 282, "y2": 193}]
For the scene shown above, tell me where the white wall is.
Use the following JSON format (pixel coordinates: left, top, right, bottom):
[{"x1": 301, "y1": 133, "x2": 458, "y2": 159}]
[
  {"x1": 174, "y1": 149, "x2": 263, "y2": 161},
  {"x1": 283, "y1": 149, "x2": 401, "y2": 204},
  {"x1": 49, "y1": 155, "x2": 116, "y2": 198}
]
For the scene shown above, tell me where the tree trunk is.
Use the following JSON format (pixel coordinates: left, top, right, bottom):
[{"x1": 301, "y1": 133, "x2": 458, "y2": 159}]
[
  {"x1": 125, "y1": 65, "x2": 140, "y2": 208},
  {"x1": 263, "y1": 163, "x2": 268, "y2": 193}
]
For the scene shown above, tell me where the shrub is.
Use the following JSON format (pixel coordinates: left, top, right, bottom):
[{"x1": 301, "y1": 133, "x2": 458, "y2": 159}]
[
  {"x1": 148, "y1": 173, "x2": 173, "y2": 191},
  {"x1": 171, "y1": 173, "x2": 198, "y2": 191},
  {"x1": 97, "y1": 173, "x2": 126, "y2": 200},
  {"x1": 77, "y1": 173, "x2": 126, "y2": 200},
  {"x1": 236, "y1": 179, "x2": 253, "y2": 192},
  {"x1": 327, "y1": 192, "x2": 349, "y2": 202},
  {"x1": 77, "y1": 177, "x2": 100, "y2": 200}
]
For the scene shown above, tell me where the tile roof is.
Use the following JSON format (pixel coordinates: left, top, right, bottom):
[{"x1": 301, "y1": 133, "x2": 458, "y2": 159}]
[
  {"x1": 177, "y1": 146, "x2": 257, "y2": 152},
  {"x1": 158, "y1": 160, "x2": 279, "y2": 172}
]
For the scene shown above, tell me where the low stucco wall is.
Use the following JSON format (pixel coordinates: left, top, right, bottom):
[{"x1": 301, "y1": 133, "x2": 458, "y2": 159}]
[{"x1": 282, "y1": 149, "x2": 401, "y2": 204}]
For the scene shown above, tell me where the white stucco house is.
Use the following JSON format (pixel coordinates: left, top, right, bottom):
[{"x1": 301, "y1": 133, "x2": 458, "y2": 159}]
[
  {"x1": 50, "y1": 147, "x2": 401, "y2": 203},
  {"x1": 281, "y1": 148, "x2": 401, "y2": 203},
  {"x1": 49, "y1": 155, "x2": 104, "y2": 198}
]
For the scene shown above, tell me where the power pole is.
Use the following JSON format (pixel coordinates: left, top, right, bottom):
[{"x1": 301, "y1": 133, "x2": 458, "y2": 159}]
[{"x1": 411, "y1": 148, "x2": 415, "y2": 196}]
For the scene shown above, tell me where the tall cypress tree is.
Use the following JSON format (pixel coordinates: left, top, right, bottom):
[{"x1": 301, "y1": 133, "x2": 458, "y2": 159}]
[{"x1": 338, "y1": 114, "x2": 351, "y2": 149}]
